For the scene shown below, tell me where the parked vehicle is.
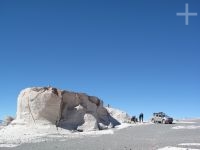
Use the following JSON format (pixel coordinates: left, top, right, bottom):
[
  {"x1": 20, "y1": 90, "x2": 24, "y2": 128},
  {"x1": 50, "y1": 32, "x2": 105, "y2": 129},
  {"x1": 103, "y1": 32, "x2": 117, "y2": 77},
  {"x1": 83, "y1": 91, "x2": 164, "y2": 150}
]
[{"x1": 151, "y1": 112, "x2": 173, "y2": 124}]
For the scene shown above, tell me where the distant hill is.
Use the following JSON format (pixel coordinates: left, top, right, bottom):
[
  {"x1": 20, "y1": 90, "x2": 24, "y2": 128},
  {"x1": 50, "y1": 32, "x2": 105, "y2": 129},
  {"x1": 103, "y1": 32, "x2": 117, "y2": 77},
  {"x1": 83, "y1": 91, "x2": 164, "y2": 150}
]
[{"x1": 0, "y1": 120, "x2": 3, "y2": 124}]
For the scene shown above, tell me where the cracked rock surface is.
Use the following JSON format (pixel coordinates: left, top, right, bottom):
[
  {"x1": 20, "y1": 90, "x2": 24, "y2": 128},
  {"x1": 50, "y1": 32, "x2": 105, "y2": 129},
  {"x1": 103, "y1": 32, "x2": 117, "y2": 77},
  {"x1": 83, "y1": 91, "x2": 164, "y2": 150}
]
[{"x1": 16, "y1": 87, "x2": 130, "y2": 131}]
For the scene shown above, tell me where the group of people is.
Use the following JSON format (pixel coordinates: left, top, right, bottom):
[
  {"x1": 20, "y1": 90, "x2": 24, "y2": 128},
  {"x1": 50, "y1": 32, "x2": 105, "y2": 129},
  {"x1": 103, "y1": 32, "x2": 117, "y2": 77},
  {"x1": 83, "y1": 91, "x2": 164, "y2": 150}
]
[{"x1": 131, "y1": 113, "x2": 144, "y2": 123}]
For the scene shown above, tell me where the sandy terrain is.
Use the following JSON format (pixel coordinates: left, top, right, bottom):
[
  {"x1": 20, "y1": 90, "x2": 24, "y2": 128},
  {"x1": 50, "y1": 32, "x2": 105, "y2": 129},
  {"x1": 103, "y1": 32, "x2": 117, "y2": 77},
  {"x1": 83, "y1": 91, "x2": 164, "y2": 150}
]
[
  {"x1": 1, "y1": 119, "x2": 200, "y2": 150},
  {"x1": 0, "y1": 121, "x2": 149, "y2": 148}
]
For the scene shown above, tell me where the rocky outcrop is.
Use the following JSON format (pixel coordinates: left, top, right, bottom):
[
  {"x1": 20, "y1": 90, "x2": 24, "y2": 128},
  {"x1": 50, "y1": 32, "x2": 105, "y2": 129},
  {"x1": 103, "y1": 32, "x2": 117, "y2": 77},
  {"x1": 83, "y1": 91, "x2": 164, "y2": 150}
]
[
  {"x1": 16, "y1": 87, "x2": 129, "y2": 131},
  {"x1": 16, "y1": 87, "x2": 61, "y2": 125},
  {"x1": 77, "y1": 114, "x2": 98, "y2": 132}
]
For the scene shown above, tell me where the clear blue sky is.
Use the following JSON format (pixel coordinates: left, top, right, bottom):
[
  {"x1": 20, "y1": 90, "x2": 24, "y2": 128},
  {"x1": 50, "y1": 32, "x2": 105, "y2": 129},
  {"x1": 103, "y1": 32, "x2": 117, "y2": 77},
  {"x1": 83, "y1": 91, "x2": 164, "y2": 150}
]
[{"x1": 0, "y1": 0, "x2": 199, "y2": 120}]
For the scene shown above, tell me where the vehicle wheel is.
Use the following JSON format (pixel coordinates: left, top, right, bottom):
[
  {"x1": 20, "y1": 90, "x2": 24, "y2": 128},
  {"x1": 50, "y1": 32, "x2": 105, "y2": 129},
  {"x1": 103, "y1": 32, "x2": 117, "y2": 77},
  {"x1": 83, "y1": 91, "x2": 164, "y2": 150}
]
[{"x1": 162, "y1": 120, "x2": 165, "y2": 124}]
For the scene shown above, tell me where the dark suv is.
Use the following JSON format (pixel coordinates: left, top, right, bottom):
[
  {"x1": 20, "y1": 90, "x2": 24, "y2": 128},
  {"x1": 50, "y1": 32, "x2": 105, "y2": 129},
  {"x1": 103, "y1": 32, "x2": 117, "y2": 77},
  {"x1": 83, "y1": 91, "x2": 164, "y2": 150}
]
[{"x1": 151, "y1": 112, "x2": 173, "y2": 124}]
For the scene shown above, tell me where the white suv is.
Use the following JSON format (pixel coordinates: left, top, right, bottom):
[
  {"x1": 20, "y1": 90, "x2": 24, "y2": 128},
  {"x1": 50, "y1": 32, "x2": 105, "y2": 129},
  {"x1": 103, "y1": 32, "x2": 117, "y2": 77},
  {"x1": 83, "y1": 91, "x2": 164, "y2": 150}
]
[{"x1": 151, "y1": 112, "x2": 173, "y2": 124}]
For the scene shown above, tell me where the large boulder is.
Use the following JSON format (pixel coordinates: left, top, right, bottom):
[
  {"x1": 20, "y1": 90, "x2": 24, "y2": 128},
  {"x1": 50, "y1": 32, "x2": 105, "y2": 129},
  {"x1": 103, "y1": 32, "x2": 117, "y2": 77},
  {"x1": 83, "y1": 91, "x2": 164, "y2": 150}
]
[
  {"x1": 16, "y1": 87, "x2": 61, "y2": 124},
  {"x1": 77, "y1": 114, "x2": 98, "y2": 132},
  {"x1": 15, "y1": 87, "x2": 129, "y2": 131}
]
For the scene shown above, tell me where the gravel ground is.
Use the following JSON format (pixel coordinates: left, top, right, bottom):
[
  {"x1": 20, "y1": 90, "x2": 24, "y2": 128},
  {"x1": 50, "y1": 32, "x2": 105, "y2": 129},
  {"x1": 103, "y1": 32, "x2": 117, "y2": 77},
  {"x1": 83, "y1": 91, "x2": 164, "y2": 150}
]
[{"x1": 1, "y1": 120, "x2": 200, "y2": 150}]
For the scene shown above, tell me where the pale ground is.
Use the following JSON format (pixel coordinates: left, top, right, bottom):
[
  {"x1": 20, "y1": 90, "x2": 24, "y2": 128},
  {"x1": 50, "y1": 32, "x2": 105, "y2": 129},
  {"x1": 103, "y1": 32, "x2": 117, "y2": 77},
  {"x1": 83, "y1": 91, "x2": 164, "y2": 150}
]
[
  {"x1": 172, "y1": 120, "x2": 200, "y2": 129},
  {"x1": 158, "y1": 146, "x2": 200, "y2": 150},
  {"x1": 157, "y1": 119, "x2": 200, "y2": 150},
  {"x1": 0, "y1": 121, "x2": 149, "y2": 148},
  {"x1": 1, "y1": 119, "x2": 200, "y2": 149},
  {"x1": 172, "y1": 125, "x2": 200, "y2": 129},
  {"x1": 173, "y1": 120, "x2": 197, "y2": 124}
]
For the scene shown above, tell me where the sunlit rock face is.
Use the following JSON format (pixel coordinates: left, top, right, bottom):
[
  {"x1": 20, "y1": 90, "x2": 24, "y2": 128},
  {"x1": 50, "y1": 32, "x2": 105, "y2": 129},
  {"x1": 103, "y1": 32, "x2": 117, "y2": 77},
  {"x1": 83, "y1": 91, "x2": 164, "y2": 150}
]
[{"x1": 16, "y1": 87, "x2": 129, "y2": 131}]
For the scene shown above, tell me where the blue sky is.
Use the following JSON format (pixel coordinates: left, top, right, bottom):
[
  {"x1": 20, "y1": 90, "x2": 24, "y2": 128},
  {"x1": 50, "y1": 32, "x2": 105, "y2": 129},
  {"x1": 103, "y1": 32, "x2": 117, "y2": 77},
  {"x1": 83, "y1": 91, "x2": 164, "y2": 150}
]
[{"x1": 0, "y1": 0, "x2": 199, "y2": 120}]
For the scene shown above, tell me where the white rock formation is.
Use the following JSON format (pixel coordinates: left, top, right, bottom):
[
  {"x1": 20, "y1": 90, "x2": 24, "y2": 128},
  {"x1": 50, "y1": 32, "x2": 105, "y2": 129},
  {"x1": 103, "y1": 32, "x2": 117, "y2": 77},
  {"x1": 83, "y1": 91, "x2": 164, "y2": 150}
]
[
  {"x1": 16, "y1": 87, "x2": 61, "y2": 125},
  {"x1": 106, "y1": 107, "x2": 130, "y2": 123},
  {"x1": 15, "y1": 87, "x2": 130, "y2": 131},
  {"x1": 77, "y1": 114, "x2": 98, "y2": 132}
]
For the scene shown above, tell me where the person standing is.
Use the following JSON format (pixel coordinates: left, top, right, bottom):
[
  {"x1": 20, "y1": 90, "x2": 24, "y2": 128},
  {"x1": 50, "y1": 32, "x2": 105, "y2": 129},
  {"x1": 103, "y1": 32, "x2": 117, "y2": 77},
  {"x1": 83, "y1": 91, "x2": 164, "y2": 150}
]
[{"x1": 139, "y1": 113, "x2": 144, "y2": 123}]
